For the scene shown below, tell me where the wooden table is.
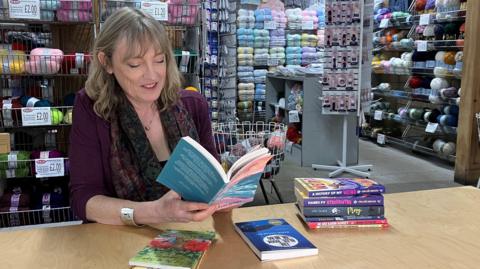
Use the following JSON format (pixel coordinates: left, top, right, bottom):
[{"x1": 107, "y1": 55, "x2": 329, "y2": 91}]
[{"x1": 1, "y1": 186, "x2": 480, "y2": 269}]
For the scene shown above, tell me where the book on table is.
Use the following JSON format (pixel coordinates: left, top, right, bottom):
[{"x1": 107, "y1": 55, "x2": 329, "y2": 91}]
[
  {"x1": 128, "y1": 229, "x2": 216, "y2": 269},
  {"x1": 234, "y1": 218, "x2": 318, "y2": 261},
  {"x1": 294, "y1": 178, "x2": 385, "y2": 197},
  {"x1": 156, "y1": 136, "x2": 272, "y2": 210}
]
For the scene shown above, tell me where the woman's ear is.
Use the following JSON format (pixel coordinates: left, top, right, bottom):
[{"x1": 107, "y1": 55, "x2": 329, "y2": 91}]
[{"x1": 98, "y1": 52, "x2": 113, "y2": 74}]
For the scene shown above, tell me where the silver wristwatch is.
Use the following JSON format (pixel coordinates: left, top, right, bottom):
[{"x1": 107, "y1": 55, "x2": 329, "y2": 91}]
[{"x1": 120, "y1": 207, "x2": 142, "y2": 227}]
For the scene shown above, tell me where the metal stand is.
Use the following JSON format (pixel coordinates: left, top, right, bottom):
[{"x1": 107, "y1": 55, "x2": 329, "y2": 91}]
[{"x1": 312, "y1": 116, "x2": 373, "y2": 178}]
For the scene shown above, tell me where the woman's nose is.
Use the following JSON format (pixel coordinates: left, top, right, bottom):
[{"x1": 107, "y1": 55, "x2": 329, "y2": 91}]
[{"x1": 143, "y1": 63, "x2": 157, "y2": 79}]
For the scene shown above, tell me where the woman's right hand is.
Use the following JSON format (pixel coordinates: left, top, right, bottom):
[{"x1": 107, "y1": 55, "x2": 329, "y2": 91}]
[{"x1": 150, "y1": 190, "x2": 217, "y2": 224}]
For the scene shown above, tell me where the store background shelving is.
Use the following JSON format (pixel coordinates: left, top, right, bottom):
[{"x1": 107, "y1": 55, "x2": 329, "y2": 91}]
[{"x1": 363, "y1": 0, "x2": 465, "y2": 163}]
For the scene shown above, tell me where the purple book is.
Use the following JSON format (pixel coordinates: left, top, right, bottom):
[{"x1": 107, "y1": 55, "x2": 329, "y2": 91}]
[{"x1": 295, "y1": 189, "x2": 384, "y2": 207}]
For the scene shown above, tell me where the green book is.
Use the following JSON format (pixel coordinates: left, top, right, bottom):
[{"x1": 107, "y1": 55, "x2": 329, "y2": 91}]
[{"x1": 129, "y1": 230, "x2": 216, "y2": 269}]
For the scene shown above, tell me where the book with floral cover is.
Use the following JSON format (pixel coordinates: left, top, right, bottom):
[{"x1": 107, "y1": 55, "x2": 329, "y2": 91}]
[{"x1": 129, "y1": 230, "x2": 216, "y2": 269}]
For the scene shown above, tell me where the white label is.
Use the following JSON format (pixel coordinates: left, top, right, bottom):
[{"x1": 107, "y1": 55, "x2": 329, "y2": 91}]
[
  {"x1": 21, "y1": 107, "x2": 52, "y2": 126},
  {"x1": 75, "y1": 53, "x2": 85, "y2": 69},
  {"x1": 425, "y1": 122, "x2": 438, "y2": 133},
  {"x1": 301, "y1": 21, "x2": 314, "y2": 30},
  {"x1": 7, "y1": 152, "x2": 17, "y2": 169},
  {"x1": 264, "y1": 21, "x2": 276, "y2": 30},
  {"x1": 426, "y1": 60, "x2": 436, "y2": 68},
  {"x1": 70, "y1": 68, "x2": 79, "y2": 74},
  {"x1": 288, "y1": 110, "x2": 300, "y2": 123},
  {"x1": 8, "y1": 0, "x2": 40, "y2": 20},
  {"x1": 419, "y1": 14, "x2": 431, "y2": 26},
  {"x1": 35, "y1": 158, "x2": 65, "y2": 178},
  {"x1": 379, "y1": 19, "x2": 389, "y2": 28},
  {"x1": 417, "y1": 41, "x2": 428, "y2": 52},
  {"x1": 377, "y1": 133, "x2": 386, "y2": 145},
  {"x1": 6, "y1": 169, "x2": 15, "y2": 178},
  {"x1": 374, "y1": 110, "x2": 383, "y2": 121},
  {"x1": 141, "y1": 1, "x2": 168, "y2": 21}
]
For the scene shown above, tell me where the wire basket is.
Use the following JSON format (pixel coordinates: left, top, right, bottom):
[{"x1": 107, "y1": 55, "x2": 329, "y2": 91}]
[{"x1": 212, "y1": 121, "x2": 287, "y2": 203}]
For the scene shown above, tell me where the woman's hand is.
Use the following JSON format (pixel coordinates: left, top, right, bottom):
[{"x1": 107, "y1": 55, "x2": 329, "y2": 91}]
[{"x1": 151, "y1": 190, "x2": 217, "y2": 224}]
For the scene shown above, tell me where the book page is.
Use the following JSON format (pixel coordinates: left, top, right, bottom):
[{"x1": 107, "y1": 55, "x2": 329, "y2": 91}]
[{"x1": 226, "y1": 147, "x2": 270, "y2": 180}]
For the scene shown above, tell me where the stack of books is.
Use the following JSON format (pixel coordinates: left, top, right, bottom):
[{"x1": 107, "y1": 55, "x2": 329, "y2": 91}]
[{"x1": 294, "y1": 178, "x2": 388, "y2": 229}]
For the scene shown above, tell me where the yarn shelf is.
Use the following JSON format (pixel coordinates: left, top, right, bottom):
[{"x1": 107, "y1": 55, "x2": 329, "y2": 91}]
[
  {"x1": 0, "y1": 0, "x2": 96, "y2": 229},
  {"x1": 365, "y1": 0, "x2": 465, "y2": 162}
]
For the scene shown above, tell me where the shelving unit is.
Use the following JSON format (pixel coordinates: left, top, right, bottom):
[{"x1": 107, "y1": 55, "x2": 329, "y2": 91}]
[
  {"x1": 265, "y1": 73, "x2": 358, "y2": 167},
  {"x1": 0, "y1": 0, "x2": 96, "y2": 229},
  {"x1": 365, "y1": 0, "x2": 465, "y2": 163}
]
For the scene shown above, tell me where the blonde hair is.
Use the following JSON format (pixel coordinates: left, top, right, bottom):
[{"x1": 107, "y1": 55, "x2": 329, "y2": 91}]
[{"x1": 85, "y1": 7, "x2": 182, "y2": 121}]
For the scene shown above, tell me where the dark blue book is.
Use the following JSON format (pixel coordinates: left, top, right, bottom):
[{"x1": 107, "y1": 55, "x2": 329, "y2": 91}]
[
  {"x1": 297, "y1": 204, "x2": 385, "y2": 217},
  {"x1": 234, "y1": 218, "x2": 318, "y2": 261}
]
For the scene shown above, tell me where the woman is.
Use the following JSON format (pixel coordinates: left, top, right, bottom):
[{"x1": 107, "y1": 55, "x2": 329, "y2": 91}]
[{"x1": 69, "y1": 7, "x2": 218, "y2": 226}]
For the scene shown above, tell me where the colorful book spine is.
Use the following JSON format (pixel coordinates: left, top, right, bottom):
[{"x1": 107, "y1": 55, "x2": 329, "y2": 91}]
[
  {"x1": 294, "y1": 178, "x2": 385, "y2": 197},
  {"x1": 306, "y1": 218, "x2": 388, "y2": 229},
  {"x1": 306, "y1": 223, "x2": 389, "y2": 229},
  {"x1": 298, "y1": 204, "x2": 385, "y2": 217},
  {"x1": 301, "y1": 214, "x2": 385, "y2": 222},
  {"x1": 296, "y1": 189, "x2": 384, "y2": 207}
]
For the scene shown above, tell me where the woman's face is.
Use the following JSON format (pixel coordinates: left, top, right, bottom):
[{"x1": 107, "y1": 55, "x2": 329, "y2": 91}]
[{"x1": 108, "y1": 38, "x2": 167, "y2": 106}]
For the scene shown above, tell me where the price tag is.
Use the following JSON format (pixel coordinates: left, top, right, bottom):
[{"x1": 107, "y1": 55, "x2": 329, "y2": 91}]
[
  {"x1": 8, "y1": 0, "x2": 40, "y2": 20},
  {"x1": 141, "y1": 1, "x2": 168, "y2": 21},
  {"x1": 34, "y1": 158, "x2": 65, "y2": 178},
  {"x1": 425, "y1": 122, "x2": 438, "y2": 133},
  {"x1": 264, "y1": 21, "x2": 277, "y2": 30},
  {"x1": 416, "y1": 40, "x2": 428, "y2": 52},
  {"x1": 426, "y1": 60, "x2": 436, "y2": 68},
  {"x1": 21, "y1": 107, "x2": 52, "y2": 126},
  {"x1": 301, "y1": 21, "x2": 314, "y2": 30},
  {"x1": 419, "y1": 14, "x2": 431, "y2": 26},
  {"x1": 374, "y1": 110, "x2": 383, "y2": 121},
  {"x1": 379, "y1": 18, "x2": 389, "y2": 28},
  {"x1": 377, "y1": 133, "x2": 386, "y2": 145},
  {"x1": 267, "y1": 58, "x2": 279, "y2": 66},
  {"x1": 288, "y1": 110, "x2": 300, "y2": 123}
]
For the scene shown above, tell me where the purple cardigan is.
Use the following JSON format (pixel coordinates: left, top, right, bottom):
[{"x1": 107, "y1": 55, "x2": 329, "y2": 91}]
[{"x1": 69, "y1": 89, "x2": 217, "y2": 222}]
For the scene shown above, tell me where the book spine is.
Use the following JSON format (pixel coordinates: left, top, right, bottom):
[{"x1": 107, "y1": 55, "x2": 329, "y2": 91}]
[
  {"x1": 300, "y1": 205, "x2": 385, "y2": 216},
  {"x1": 295, "y1": 181, "x2": 385, "y2": 197},
  {"x1": 307, "y1": 223, "x2": 389, "y2": 229},
  {"x1": 301, "y1": 196, "x2": 384, "y2": 207},
  {"x1": 302, "y1": 215, "x2": 385, "y2": 222}
]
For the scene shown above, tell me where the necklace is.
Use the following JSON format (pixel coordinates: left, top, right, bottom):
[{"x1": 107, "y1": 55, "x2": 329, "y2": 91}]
[{"x1": 142, "y1": 104, "x2": 157, "y2": 132}]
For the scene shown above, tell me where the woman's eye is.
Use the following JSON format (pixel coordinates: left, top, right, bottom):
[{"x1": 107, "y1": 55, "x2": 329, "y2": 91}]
[
  {"x1": 156, "y1": 59, "x2": 165, "y2": 64},
  {"x1": 128, "y1": 64, "x2": 140, "y2": 68}
]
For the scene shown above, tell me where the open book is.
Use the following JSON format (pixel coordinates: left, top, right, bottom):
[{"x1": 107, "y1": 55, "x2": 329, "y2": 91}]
[{"x1": 156, "y1": 136, "x2": 272, "y2": 210}]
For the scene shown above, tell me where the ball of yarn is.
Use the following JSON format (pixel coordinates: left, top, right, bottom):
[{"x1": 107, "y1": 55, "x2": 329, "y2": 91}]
[
  {"x1": 435, "y1": 51, "x2": 446, "y2": 63},
  {"x1": 429, "y1": 91, "x2": 443, "y2": 104},
  {"x1": 443, "y1": 52, "x2": 456, "y2": 65},
  {"x1": 416, "y1": 0, "x2": 427, "y2": 11},
  {"x1": 455, "y1": 51, "x2": 463, "y2": 62},
  {"x1": 409, "y1": 76, "x2": 423, "y2": 88},
  {"x1": 423, "y1": 25, "x2": 435, "y2": 37},
  {"x1": 444, "y1": 23, "x2": 458, "y2": 37},
  {"x1": 459, "y1": 22, "x2": 465, "y2": 33},
  {"x1": 416, "y1": 25, "x2": 426, "y2": 34},
  {"x1": 230, "y1": 143, "x2": 247, "y2": 157},
  {"x1": 425, "y1": 0, "x2": 436, "y2": 9},
  {"x1": 434, "y1": 25, "x2": 445, "y2": 40},
  {"x1": 422, "y1": 77, "x2": 432, "y2": 88},
  {"x1": 433, "y1": 139, "x2": 446, "y2": 153},
  {"x1": 20, "y1": 96, "x2": 52, "y2": 107},
  {"x1": 430, "y1": 78, "x2": 449, "y2": 90},
  {"x1": 427, "y1": 109, "x2": 442, "y2": 123},
  {"x1": 440, "y1": 87, "x2": 458, "y2": 99},
  {"x1": 51, "y1": 108, "x2": 64, "y2": 125},
  {"x1": 409, "y1": 108, "x2": 424, "y2": 120},
  {"x1": 63, "y1": 108, "x2": 73, "y2": 124},
  {"x1": 423, "y1": 111, "x2": 432, "y2": 122},
  {"x1": 434, "y1": 67, "x2": 448, "y2": 77},
  {"x1": 456, "y1": 39, "x2": 464, "y2": 47},
  {"x1": 443, "y1": 104, "x2": 459, "y2": 115},
  {"x1": 442, "y1": 142, "x2": 456, "y2": 156},
  {"x1": 399, "y1": 108, "x2": 408, "y2": 119},
  {"x1": 457, "y1": 88, "x2": 462, "y2": 96}
]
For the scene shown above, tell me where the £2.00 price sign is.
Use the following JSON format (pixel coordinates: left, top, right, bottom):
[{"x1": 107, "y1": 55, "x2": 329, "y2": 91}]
[
  {"x1": 9, "y1": 0, "x2": 40, "y2": 20},
  {"x1": 141, "y1": 1, "x2": 168, "y2": 21},
  {"x1": 21, "y1": 107, "x2": 51, "y2": 126},
  {"x1": 35, "y1": 158, "x2": 65, "y2": 178}
]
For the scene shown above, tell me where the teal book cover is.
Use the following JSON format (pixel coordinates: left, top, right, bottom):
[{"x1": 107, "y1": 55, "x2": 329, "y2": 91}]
[
  {"x1": 156, "y1": 137, "x2": 272, "y2": 208},
  {"x1": 129, "y1": 230, "x2": 216, "y2": 269}
]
